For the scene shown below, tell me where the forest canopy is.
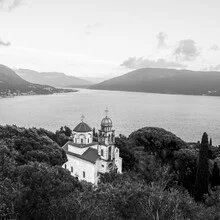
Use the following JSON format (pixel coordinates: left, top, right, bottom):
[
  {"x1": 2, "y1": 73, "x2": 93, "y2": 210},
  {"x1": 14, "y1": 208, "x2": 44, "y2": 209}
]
[{"x1": 0, "y1": 125, "x2": 220, "y2": 219}]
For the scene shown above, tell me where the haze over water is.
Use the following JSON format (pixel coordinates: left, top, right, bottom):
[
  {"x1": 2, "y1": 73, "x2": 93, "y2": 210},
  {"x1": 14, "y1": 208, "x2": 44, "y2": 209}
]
[{"x1": 0, "y1": 89, "x2": 220, "y2": 145}]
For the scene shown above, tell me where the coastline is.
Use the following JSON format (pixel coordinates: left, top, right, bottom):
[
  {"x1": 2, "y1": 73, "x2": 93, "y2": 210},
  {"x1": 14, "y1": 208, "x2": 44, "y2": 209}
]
[
  {"x1": 88, "y1": 87, "x2": 220, "y2": 97},
  {"x1": 0, "y1": 88, "x2": 78, "y2": 99}
]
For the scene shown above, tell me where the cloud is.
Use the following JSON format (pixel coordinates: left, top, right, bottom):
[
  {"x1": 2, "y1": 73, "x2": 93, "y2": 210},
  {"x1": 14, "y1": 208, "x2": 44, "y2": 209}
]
[
  {"x1": 208, "y1": 64, "x2": 220, "y2": 71},
  {"x1": 210, "y1": 44, "x2": 220, "y2": 51},
  {"x1": 120, "y1": 57, "x2": 186, "y2": 69},
  {"x1": 0, "y1": 0, "x2": 24, "y2": 11},
  {"x1": 9, "y1": 0, "x2": 23, "y2": 10},
  {"x1": 157, "y1": 32, "x2": 167, "y2": 49},
  {"x1": 0, "y1": 38, "x2": 11, "y2": 47},
  {"x1": 85, "y1": 23, "x2": 103, "y2": 36},
  {"x1": 174, "y1": 39, "x2": 200, "y2": 61},
  {"x1": 0, "y1": 0, "x2": 4, "y2": 8}
]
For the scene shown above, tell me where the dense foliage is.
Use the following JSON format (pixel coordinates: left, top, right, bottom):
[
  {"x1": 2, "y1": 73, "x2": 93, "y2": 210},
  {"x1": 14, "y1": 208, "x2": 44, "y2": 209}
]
[
  {"x1": 0, "y1": 125, "x2": 220, "y2": 219},
  {"x1": 0, "y1": 125, "x2": 67, "y2": 165},
  {"x1": 194, "y1": 132, "x2": 210, "y2": 201}
]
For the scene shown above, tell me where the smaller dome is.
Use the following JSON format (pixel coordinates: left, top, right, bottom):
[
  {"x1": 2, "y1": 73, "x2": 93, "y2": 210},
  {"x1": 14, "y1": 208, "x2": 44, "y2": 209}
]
[
  {"x1": 101, "y1": 117, "x2": 112, "y2": 127},
  {"x1": 73, "y1": 122, "x2": 92, "y2": 132}
]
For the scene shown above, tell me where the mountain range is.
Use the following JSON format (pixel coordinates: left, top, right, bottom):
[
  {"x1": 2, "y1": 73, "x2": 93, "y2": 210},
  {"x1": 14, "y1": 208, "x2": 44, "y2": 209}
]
[
  {"x1": 2, "y1": 65, "x2": 220, "y2": 97},
  {"x1": 15, "y1": 69, "x2": 92, "y2": 88},
  {"x1": 0, "y1": 64, "x2": 74, "y2": 95},
  {"x1": 90, "y1": 68, "x2": 220, "y2": 96}
]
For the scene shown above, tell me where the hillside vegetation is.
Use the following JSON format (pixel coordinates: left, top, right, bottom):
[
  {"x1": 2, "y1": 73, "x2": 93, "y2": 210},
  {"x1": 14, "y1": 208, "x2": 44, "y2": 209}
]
[
  {"x1": 90, "y1": 68, "x2": 220, "y2": 96},
  {"x1": 0, "y1": 125, "x2": 220, "y2": 219}
]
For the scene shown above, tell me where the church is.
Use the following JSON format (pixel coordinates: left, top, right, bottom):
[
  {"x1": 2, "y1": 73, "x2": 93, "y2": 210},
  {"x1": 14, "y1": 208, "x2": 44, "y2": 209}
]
[{"x1": 62, "y1": 110, "x2": 122, "y2": 185}]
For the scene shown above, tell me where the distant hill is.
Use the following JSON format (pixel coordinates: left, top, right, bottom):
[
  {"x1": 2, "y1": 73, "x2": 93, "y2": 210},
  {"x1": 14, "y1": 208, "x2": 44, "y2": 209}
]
[
  {"x1": 0, "y1": 64, "x2": 75, "y2": 95},
  {"x1": 81, "y1": 77, "x2": 107, "y2": 84},
  {"x1": 15, "y1": 69, "x2": 93, "y2": 88},
  {"x1": 90, "y1": 68, "x2": 220, "y2": 96}
]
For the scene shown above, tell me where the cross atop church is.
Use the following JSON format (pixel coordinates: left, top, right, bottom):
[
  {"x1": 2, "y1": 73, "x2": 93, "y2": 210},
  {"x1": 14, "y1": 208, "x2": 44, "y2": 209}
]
[
  {"x1": 81, "y1": 114, "x2": 85, "y2": 122},
  {"x1": 105, "y1": 107, "x2": 109, "y2": 117}
]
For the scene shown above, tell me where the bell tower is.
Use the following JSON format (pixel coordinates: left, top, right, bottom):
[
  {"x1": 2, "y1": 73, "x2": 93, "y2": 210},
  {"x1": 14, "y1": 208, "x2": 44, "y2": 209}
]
[
  {"x1": 98, "y1": 108, "x2": 116, "y2": 173},
  {"x1": 99, "y1": 108, "x2": 115, "y2": 146}
]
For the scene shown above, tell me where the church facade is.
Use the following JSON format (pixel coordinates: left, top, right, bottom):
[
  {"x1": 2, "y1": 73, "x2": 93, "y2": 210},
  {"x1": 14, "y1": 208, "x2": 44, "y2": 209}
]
[{"x1": 62, "y1": 111, "x2": 122, "y2": 185}]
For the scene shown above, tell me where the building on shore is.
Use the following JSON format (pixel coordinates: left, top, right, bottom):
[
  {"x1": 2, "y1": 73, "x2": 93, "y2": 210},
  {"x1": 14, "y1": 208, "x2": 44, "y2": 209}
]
[{"x1": 62, "y1": 110, "x2": 122, "y2": 185}]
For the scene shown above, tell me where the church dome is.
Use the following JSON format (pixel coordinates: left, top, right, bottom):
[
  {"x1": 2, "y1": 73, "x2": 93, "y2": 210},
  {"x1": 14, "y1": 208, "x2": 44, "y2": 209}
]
[
  {"x1": 101, "y1": 117, "x2": 112, "y2": 127},
  {"x1": 73, "y1": 122, "x2": 92, "y2": 132}
]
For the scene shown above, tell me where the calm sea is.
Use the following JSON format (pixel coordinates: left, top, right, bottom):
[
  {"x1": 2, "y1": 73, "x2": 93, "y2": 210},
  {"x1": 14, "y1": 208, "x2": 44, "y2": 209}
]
[{"x1": 0, "y1": 89, "x2": 220, "y2": 145}]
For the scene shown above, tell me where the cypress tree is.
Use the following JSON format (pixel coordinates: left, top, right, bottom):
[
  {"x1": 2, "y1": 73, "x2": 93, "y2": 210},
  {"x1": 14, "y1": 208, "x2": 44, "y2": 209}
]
[
  {"x1": 209, "y1": 138, "x2": 212, "y2": 146},
  {"x1": 210, "y1": 162, "x2": 220, "y2": 188},
  {"x1": 194, "y1": 132, "x2": 209, "y2": 202}
]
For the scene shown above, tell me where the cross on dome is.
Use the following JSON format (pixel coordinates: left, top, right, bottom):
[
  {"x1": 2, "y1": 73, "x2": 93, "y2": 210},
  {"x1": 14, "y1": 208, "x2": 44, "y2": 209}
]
[
  {"x1": 105, "y1": 107, "x2": 109, "y2": 117},
  {"x1": 81, "y1": 114, "x2": 85, "y2": 122}
]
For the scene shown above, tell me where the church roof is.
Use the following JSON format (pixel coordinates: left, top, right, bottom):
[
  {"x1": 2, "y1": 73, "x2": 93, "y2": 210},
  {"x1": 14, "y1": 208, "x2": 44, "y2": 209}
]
[
  {"x1": 101, "y1": 116, "x2": 112, "y2": 127},
  {"x1": 82, "y1": 148, "x2": 99, "y2": 163},
  {"x1": 73, "y1": 122, "x2": 92, "y2": 133},
  {"x1": 63, "y1": 142, "x2": 99, "y2": 164},
  {"x1": 65, "y1": 141, "x2": 98, "y2": 148}
]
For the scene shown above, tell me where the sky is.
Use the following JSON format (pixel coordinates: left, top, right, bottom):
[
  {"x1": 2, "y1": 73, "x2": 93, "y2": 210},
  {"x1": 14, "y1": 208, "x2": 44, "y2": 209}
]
[{"x1": 0, "y1": 0, "x2": 220, "y2": 78}]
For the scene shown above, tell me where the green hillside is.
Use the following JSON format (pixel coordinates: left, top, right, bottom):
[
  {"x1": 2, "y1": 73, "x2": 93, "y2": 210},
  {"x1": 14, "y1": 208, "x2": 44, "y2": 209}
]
[
  {"x1": 90, "y1": 68, "x2": 220, "y2": 96},
  {"x1": 0, "y1": 64, "x2": 75, "y2": 95}
]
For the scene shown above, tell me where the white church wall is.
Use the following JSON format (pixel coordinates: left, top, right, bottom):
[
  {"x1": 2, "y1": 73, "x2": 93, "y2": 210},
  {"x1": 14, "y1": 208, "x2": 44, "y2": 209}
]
[
  {"x1": 99, "y1": 145, "x2": 109, "y2": 160},
  {"x1": 110, "y1": 145, "x2": 115, "y2": 160},
  {"x1": 94, "y1": 161, "x2": 100, "y2": 185},
  {"x1": 115, "y1": 157, "x2": 122, "y2": 173},
  {"x1": 90, "y1": 144, "x2": 98, "y2": 150},
  {"x1": 63, "y1": 154, "x2": 97, "y2": 184},
  {"x1": 115, "y1": 147, "x2": 119, "y2": 159},
  {"x1": 68, "y1": 144, "x2": 88, "y2": 155},
  {"x1": 97, "y1": 159, "x2": 107, "y2": 174},
  {"x1": 72, "y1": 132, "x2": 93, "y2": 145},
  {"x1": 115, "y1": 147, "x2": 122, "y2": 173}
]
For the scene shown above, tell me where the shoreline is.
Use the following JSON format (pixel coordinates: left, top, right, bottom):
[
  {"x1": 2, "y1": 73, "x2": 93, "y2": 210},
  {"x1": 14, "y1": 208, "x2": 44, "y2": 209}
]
[
  {"x1": 88, "y1": 88, "x2": 220, "y2": 98},
  {"x1": 0, "y1": 89, "x2": 78, "y2": 99}
]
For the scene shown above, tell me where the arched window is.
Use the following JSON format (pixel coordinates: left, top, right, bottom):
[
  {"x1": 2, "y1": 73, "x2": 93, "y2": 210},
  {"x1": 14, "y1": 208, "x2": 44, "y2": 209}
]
[
  {"x1": 109, "y1": 146, "x2": 111, "y2": 160},
  {"x1": 71, "y1": 167, "x2": 73, "y2": 173},
  {"x1": 64, "y1": 164, "x2": 67, "y2": 169},
  {"x1": 88, "y1": 138, "x2": 89, "y2": 143},
  {"x1": 111, "y1": 134, "x2": 114, "y2": 142},
  {"x1": 79, "y1": 134, "x2": 86, "y2": 144}
]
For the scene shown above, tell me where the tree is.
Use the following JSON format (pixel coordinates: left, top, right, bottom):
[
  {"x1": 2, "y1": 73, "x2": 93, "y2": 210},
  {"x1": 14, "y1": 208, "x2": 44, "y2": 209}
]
[
  {"x1": 174, "y1": 148, "x2": 197, "y2": 194},
  {"x1": 115, "y1": 135, "x2": 137, "y2": 171},
  {"x1": 210, "y1": 161, "x2": 220, "y2": 188},
  {"x1": 64, "y1": 126, "x2": 72, "y2": 137},
  {"x1": 93, "y1": 127, "x2": 98, "y2": 142},
  {"x1": 194, "y1": 132, "x2": 210, "y2": 202},
  {"x1": 58, "y1": 126, "x2": 72, "y2": 137},
  {"x1": 0, "y1": 125, "x2": 67, "y2": 166},
  {"x1": 128, "y1": 127, "x2": 188, "y2": 163},
  {"x1": 0, "y1": 142, "x2": 22, "y2": 219},
  {"x1": 210, "y1": 138, "x2": 212, "y2": 146},
  {"x1": 15, "y1": 162, "x2": 81, "y2": 220}
]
